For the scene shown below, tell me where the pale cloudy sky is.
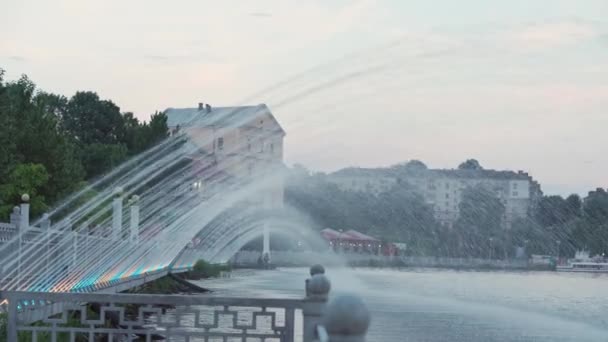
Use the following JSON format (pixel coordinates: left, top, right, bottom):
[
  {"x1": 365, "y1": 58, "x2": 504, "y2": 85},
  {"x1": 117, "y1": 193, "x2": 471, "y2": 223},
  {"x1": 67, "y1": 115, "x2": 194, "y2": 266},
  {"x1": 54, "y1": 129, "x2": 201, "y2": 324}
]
[{"x1": 1, "y1": 0, "x2": 607, "y2": 195}]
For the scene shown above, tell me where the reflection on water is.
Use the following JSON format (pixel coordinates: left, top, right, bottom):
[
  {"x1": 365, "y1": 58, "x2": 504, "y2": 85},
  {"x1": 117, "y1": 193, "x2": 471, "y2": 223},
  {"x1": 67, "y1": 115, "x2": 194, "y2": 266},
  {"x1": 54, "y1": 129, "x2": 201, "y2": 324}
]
[{"x1": 195, "y1": 267, "x2": 608, "y2": 342}]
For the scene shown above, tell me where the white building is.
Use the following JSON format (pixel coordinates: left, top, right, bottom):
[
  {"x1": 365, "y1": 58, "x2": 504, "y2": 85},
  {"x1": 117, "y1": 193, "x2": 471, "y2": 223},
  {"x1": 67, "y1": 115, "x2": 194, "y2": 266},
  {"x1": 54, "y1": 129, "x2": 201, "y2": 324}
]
[{"x1": 327, "y1": 167, "x2": 541, "y2": 228}]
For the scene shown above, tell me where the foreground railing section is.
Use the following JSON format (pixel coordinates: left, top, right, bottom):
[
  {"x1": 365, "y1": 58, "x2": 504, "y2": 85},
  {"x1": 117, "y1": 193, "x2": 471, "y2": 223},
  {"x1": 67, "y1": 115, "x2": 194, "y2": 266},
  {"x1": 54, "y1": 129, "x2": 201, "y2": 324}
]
[{"x1": 2, "y1": 266, "x2": 370, "y2": 342}]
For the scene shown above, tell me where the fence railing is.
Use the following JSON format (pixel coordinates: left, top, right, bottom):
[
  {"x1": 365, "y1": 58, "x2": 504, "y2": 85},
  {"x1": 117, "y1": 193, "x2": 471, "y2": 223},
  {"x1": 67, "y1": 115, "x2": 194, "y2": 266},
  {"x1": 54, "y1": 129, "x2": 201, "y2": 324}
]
[{"x1": 2, "y1": 266, "x2": 370, "y2": 342}]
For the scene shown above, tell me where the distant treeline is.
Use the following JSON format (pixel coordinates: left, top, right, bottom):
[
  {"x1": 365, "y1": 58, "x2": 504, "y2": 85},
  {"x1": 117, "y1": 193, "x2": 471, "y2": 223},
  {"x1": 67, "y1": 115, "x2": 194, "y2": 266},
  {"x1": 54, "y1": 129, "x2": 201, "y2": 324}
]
[
  {"x1": 285, "y1": 164, "x2": 608, "y2": 258},
  {"x1": 0, "y1": 69, "x2": 168, "y2": 219}
]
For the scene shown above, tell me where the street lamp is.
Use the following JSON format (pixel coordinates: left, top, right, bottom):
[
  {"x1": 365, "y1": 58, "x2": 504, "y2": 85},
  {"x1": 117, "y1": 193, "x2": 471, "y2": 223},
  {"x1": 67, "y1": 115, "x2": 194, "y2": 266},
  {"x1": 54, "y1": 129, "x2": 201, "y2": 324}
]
[
  {"x1": 488, "y1": 237, "x2": 494, "y2": 260},
  {"x1": 556, "y1": 240, "x2": 561, "y2": 259}
]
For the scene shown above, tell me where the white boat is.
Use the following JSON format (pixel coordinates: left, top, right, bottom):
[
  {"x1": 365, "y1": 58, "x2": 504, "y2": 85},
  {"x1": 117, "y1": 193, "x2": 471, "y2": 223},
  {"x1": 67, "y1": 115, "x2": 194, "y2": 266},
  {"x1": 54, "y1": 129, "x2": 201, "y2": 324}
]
[
  {"x1": 556, "y1": 261, "x2": 608, "y2": 273},
  {"x1": 556, "y1": 250, "x2": 608, "y2": 273}
]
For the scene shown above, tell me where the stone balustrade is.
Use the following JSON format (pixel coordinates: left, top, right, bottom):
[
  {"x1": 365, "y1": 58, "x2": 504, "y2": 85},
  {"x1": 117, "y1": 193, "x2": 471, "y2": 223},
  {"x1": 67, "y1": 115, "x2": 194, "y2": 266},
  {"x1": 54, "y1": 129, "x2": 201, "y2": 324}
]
[{"x1": 2, "y1": 265, "x2": 370, "y2": 342}]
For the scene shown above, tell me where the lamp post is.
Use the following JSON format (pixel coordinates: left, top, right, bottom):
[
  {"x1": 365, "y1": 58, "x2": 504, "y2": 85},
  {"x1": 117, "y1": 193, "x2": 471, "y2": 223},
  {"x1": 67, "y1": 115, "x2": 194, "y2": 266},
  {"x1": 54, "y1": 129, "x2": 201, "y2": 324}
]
[
  {"x1": 488, "y1": 237, "x2": 494, "y2": 260},
  {"x1": 556, "y1": 240, "x2": 561, "y2": 260}
]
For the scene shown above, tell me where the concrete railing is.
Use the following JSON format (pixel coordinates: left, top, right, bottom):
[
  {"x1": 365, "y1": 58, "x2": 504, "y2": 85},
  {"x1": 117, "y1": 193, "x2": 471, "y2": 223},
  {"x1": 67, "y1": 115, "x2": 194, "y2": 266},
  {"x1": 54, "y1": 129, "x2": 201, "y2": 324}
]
[{"x1": 2, "y1": 266, "x2": 370, "y2": 342}]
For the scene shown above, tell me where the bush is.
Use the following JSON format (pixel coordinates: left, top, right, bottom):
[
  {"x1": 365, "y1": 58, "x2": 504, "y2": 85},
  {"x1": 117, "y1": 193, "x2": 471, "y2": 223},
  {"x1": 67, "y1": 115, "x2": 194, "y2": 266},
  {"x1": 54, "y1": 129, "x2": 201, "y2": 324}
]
[{"x1": 191, "y1": 260, "x2": 231, "y2": 279}]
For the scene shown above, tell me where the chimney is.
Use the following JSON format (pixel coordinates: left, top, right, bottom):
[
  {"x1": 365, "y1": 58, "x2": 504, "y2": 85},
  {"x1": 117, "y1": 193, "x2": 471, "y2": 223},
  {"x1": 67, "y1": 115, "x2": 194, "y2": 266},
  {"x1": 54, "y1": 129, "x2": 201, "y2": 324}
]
[
  {"x1": 205, "y1": 104, "x2": 211, "y2": 113},
  {"x1": 198, "y1": 102, "x2": 204, "y2": 110}
]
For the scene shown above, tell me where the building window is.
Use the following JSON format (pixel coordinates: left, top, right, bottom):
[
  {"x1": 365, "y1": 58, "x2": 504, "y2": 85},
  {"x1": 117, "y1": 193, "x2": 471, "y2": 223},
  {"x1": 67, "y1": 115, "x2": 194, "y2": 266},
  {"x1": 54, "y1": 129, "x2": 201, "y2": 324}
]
[
  {"x1": 217, "y1": 137, "x2": 224, "y2": 151},
  {"x1": 259, "y1": 140, "x2": 264, "y2": 153},
  {"x1": 248, "y1": 164, "x2": 253, "y2": 176},
  {"x1": 512, "y1": 191, "x2": 518, "y2": 197},
  {"x1": 270, "y1": 143, "x2": 274, "y2": 153},
  {"x1": 513, "y1": 183, "x2": 518, "y2": 189},
  {"x1": 247, "y1": 139, "x2": 251, "y2": 152},
  {"x1": 445, "y1": 193, "x2": 449, "y2": 199},
  {"x1": 446, "y1": 183, "x2": 450, "y2": 189}
]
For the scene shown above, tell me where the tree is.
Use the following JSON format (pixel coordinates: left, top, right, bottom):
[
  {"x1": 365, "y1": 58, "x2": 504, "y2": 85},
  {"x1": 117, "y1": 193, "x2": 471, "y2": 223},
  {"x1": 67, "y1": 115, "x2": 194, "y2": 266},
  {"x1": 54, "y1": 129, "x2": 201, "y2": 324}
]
[
  {"x1": 0, "y1": 70, "x2": 169, "y2": 219},
  {"x1": 565, "y1": 194, "x2": 582, "y2": 218},
  {"x1": 64, "y1": 91, "x2": 125, "y2": 145},
  {"x1": 0, "y1": 164, "x2": 49, "y2": 218},
  {"x1": 454, "y1": 185, "x2": 505, "y2": 257},
  {"x1": 535, "y1": 195, "x2": 571, "y2": 227},
  {"x1": 0, "y1": 74, "x2": 84, "y2": 213},
  {"x1": 583, "y1": 189, "x2": 608, "y2": 226},
  {"x1": 392, "y1": 160, "x2": 428, "y2": 172},
  {"x1": 144, "y1": 111, "x2": 169, "y2": 148},
  {"x1": 458, "y1": 159, "x2": 483, "y2": 170},
  {"x1": 80, "y1": 143, "x2": 128, "y2": 178}
]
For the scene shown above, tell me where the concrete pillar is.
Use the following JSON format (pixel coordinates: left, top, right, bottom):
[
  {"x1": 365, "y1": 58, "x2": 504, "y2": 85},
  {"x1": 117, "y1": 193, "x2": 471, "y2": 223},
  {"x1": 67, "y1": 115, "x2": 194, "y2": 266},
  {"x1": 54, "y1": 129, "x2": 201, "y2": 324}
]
[
  {"x1": 262, "y1": 223, "x2": 270, "y2": 258},
  {"x1": 262, "y1": 194, "x2": 271, "y2": 262},
  {"x1": 112, "y1": 187, "x2": 123, "y2": 240},
  {"x1": 19, "y1": 194, "x2": 30, "y2": 230},
  {"x1": 129, "y1": 195, "x2": 140, "y2": 243},
  {"x1": 9, "y1": 206, "x2": 20, "y2": 228},
  {"x1": 303, "y1": 271, "x2": 331, "y2": 342}
]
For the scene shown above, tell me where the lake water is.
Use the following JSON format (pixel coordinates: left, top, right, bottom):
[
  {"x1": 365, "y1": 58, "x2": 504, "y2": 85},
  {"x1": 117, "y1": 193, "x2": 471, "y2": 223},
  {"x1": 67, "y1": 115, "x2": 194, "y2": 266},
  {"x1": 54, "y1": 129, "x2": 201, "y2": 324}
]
[{"x1": 195, "y1": 267, "x2": 608, "y2": 342}]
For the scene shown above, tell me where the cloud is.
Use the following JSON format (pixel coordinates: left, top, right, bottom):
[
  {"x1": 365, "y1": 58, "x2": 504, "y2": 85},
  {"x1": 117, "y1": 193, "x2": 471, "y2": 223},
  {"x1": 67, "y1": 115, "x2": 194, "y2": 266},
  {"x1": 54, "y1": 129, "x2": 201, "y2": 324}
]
[
  {"x1": 250, "y1": 12, "x2": 272, "y2": 18},
  {"x1": 504, "y1": 20, "x2": 599, "y2": 50},
  {"x1": 141, "y1": 53, "x2": 220, "y2": 65},
  {"x1": 3, "y1": 55, "x2": 28, "y2": 62}
]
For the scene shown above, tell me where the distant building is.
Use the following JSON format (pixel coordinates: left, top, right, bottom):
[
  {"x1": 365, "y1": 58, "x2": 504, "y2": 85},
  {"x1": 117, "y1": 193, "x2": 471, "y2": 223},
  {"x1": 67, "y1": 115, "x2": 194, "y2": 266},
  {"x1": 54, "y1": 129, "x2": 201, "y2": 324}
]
[
  {"x1": 164, "y1": 103, "x2": 286, "y2": 208},
  {"x1": 327, "y1": 166, "x2": 542, "y2": 228}
]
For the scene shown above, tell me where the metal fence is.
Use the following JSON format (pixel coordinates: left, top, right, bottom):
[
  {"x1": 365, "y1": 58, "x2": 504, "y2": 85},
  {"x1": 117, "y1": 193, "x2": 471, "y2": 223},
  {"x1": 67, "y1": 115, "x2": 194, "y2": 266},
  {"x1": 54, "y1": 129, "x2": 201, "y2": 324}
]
[{"x1": 1, "y1": 266, "x2": 370, "y2": 342}]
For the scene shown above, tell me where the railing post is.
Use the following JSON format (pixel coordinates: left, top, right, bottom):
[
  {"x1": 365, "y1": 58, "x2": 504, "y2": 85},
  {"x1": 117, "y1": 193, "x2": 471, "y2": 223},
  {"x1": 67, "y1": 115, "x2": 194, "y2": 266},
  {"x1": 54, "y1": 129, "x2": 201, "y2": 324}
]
[
  {"x1": 18, "y1": 194, "x2": 29, "y2": 289},
  {"x1": 7, "y1": 294, "x2": 18, "y2": 342},
  {"x1": 112, "y1": 187, "x2": 123, "y2": 240},
  {"x1": 303, "y1": 265, "x2": 330, "y2": 342},
  {"x1": 9, "y1": 206, "x2": 21, "y2": 227},
  {"x1": 41, "y1": 213, "x2": 51, "y2": 276},
  {"x1": 19, "y1": 194, "x2": 30, "y2": 230},
  {"x1": 129, "y1": 195, "x2": 140, "y2": 243},
  {"x1": 318, "y1": 295, "x2": 371, "y2": 342}
]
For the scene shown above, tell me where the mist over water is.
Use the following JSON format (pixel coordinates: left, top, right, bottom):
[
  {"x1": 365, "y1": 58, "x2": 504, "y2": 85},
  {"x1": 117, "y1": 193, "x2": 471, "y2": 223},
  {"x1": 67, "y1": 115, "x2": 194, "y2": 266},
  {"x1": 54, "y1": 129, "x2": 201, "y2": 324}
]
[{"x1": 199, "y1": 268, "x2": 608, "y2": 342}]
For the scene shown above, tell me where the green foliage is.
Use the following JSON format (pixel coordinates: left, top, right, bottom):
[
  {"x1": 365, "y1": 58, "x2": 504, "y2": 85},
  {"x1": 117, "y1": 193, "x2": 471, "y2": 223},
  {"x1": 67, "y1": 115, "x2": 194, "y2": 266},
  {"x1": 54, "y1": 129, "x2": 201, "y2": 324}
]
[
  {"x1": 452, "y1": 185, "x2": 506, "y2": 258},
  {"x1": 191, "y1": 260, "x2": 231, "y2": 278},
  {"x1": 458, "y1": 159, "x2": 483, "y2": 170},
  {"x1": 0, "y1": 163, "x2": 49, "y2": 217},
  {"x1": 80, "y1": 143, "x2": 128, "y2": 178},
  {"x1": 515, "y1": 188, "x2": 608, "y2": 257},
  {"x1": 0, "y1": 69, "x2": 168, "y2": 220}
]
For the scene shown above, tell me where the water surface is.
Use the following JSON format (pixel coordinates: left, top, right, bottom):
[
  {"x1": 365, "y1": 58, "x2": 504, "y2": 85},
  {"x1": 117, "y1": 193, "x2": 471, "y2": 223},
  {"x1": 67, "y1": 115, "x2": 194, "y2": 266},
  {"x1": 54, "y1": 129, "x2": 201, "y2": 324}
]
[{"x1": 197, "y1": 267, "x2": 608, "y2": 342}]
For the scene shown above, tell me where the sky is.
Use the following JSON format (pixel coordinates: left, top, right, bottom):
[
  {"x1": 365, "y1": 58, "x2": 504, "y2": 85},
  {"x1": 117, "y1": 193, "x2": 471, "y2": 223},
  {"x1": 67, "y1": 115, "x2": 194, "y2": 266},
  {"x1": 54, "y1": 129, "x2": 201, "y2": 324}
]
[{"x1": 1, "y1": 0, "x2": 607, "y2": 196}]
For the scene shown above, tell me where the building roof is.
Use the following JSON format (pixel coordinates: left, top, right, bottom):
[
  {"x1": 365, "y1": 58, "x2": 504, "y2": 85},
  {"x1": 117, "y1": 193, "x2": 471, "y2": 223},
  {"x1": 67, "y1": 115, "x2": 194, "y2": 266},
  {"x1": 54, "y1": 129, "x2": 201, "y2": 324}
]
[
  {"x1": 331, "y1": 167, "x2": 397, "y2": 178},
  {"x1": 342, "y1": 230, "x2": 379, "y2": 241},
  {"x1": 164, "y1": 104, "x2": 285, "y2": 135},
  {"x1": 330, "y1": 166, "x2": 533, "y2": 181},
  {"x1": 320, "y1": 228, "x2": 341, "y2": 240},
  {"x1": 320, "y1": 228, "x2": 379, "y2": 242}
]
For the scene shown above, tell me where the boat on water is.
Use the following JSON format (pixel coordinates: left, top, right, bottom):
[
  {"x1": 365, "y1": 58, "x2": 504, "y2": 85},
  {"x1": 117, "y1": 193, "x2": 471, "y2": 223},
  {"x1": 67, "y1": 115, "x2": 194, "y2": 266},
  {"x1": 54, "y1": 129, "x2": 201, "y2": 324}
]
[{"x1": 556, "y1": 250, "x2": 608, "y2": 273}]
